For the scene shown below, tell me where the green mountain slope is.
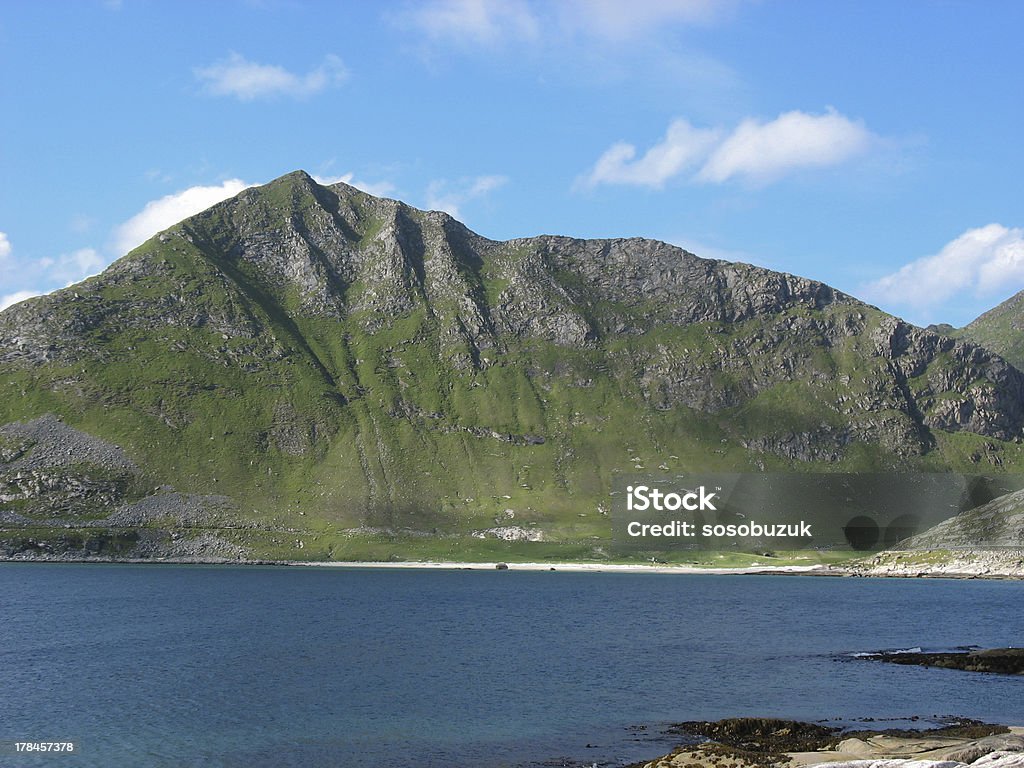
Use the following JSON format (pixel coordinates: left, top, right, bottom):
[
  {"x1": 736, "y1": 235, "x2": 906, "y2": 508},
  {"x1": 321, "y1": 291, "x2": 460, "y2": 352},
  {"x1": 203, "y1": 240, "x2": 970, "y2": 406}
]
[
  {"x1": 4, "y1": 170, "x2": 1024, "y2": 561},
  {"x1": 956, "y1": 289, "x2": 1024, "y2": 370}
]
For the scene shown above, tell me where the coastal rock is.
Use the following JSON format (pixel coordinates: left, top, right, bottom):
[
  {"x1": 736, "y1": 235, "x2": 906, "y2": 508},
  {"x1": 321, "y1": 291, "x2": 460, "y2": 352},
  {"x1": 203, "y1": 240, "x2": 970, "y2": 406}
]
[
  {"x1": 946, "y1": 737, "x2": 1024, "y2": 764},
  {"x1": 806, "y1": 759, "x2": 1024, "y2": 768},
  {"x1": 642, "y1": 718, "x2": 1017, "y2": 768},
  {"x1": 805, "y1": 762, "x2": 964, "y2": 768},
  {"x1": 973, "y1": 753, "x2": 1024, "y2": 768}
]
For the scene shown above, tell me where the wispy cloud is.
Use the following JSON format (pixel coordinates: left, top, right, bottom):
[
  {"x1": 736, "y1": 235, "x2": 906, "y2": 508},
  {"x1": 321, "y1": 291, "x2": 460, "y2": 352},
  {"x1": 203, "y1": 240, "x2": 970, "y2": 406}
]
[
  {"x1": 113, "y1": 179, "x2": 253, "y2": 255},
  {"x1": 425, "y1": 175, "x2": 507, "y2": 218},
  {"x1": 864, "y1": 224, "x2": 1024, "y2": 323},
  {"x1": 402, "y1": 0, "x2": 539, "y2": 46},
  {"x1": 402, "y1": 0, "x2": 736, "y2": 46},
  {"x1": 562, "y1": 0, "x2": 737, "y2": 40},
  {"x1": 194, "y1": 53, "x2": 348, "y2": 101},
  {"x1": 395, "y1": 0, "x2": 742, "y2": 112},
  {"x1": 580, "y1": 108, "x2": 876, "y2": 189},
  {"x1": 0, "y1": 231, "x2": 11, "y2": 261}
]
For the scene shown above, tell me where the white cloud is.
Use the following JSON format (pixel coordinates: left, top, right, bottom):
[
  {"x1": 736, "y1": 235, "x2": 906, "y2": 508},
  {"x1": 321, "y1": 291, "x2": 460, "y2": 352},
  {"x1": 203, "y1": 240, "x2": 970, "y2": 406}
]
[
  {"x1": 1, "y1": 290, "x2": 40, "y2": 312},
  {"x1": 698, "y1": 108, "x2": 874, "y2": 184},
  {"x1": 0, "y1": 232, "x2": 11, "y2": 260},
  {"x1": 195, "y1": 53, "x2": 348, "y2": 101},
  {"x1": 405, "y1": 0, "x2": 539, "y2": 45},
  {"x1": 864, "y1": 225, "x2": 1024, "y2": 317},
  {"x1": 579, "y1": 119, "x2": 721, "y2": 189},
  {"x1": 425, "y1": 175, "x2": 507, "y2": 218},
  {"x1": 313, "y1": 173, "x2": 396, "y2": 198},
  {"x1": 581, "y1": 109, "x2": 875, "y2": 189},
  {"x1": 113, "y1": 179, "x2": 252, "y2": 255}
]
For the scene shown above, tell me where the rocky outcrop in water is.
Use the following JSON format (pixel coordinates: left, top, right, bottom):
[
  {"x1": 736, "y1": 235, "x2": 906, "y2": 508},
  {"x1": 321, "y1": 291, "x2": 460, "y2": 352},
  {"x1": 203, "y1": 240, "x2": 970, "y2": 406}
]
[{"x1": 863, "y1": 648, "x2": 1024, "y2": 675}]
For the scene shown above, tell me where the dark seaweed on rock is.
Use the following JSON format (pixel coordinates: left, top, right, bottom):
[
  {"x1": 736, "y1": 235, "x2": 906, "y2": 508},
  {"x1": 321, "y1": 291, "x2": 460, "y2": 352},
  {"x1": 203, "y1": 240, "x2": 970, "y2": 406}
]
[
  {"x1": 669, "y1": 718, "x2": 837, "y2": 753},
  {"x1": 868, "y1": 648, "x2": 1024, "y2": 675}
]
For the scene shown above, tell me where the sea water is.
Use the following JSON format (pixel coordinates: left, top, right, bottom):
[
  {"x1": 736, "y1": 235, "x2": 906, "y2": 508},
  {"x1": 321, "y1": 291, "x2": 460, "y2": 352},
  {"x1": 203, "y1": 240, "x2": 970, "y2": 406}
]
[{"x1": 1, "y1": 564, "x2": 1022, "y2": 767}]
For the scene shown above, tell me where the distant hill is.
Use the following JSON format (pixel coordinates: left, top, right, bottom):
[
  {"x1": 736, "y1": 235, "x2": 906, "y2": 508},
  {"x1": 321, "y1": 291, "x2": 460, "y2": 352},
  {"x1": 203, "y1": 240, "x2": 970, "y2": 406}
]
[
  {"x1": 898, "y1": 487, "x2": 1024, "y2": 550},
  {"x1": 4, "y1": 170, "x2": 1024, "y2": 561}
]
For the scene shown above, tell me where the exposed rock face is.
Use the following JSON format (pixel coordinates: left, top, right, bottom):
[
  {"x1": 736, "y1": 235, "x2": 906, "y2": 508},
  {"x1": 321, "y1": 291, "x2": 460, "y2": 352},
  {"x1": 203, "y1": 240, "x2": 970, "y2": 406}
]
[
  {"x1": 0, "y1": 414, "x2": 136, "y2": 471},
  {"x1": 0, "y1": 414, "x2": 247, "y2": 560},
  {"x1": 4, "y1": 170, "x2": 1024, "y2": 557},
  {"x1": 0, "y1": 415, "x2": 142, "y2": 518}
]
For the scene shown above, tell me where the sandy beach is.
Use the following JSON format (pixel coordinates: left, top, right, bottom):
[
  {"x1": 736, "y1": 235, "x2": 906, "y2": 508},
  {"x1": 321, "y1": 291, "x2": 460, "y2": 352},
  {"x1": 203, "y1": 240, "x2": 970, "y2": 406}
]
[
  {"x1": 5, "y1": 551, "x2": 1022, "y2": 579},
  {"x1": 283, "y1": 559, "x2": 830, "y2": 575}
]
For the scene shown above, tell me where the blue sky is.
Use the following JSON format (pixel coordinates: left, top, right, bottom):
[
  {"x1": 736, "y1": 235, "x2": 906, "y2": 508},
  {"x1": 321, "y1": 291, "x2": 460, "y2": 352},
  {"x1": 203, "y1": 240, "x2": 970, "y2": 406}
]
[{"x1": 1, "y1": 0, "x2": 1021, "y2": 327}]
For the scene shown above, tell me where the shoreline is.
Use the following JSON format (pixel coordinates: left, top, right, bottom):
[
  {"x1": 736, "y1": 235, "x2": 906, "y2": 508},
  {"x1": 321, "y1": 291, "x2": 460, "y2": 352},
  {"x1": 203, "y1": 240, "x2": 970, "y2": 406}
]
[
  {"x1": 284, "y1": 559, "x2": 830, "y2": 575},
  {"x1": 3, "y1": 555, "x2": 1024, "y2": 579},
  {"x1": 631, "y1": 719, "x2": 1024, "y2": 768},
  {"x1": 0, "y1": 555, "x2": 829, "y2": 575}
]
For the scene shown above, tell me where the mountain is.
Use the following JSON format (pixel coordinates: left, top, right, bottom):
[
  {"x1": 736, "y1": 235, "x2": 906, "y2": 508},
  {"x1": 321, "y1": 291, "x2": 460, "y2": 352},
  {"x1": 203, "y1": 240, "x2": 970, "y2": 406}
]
[
  {"x1": 4, "y1": 170, "x2": 1024, "y2": 562},
  {"x1": 956, "y1": 290, "x2": 1024, "y2": 370}
]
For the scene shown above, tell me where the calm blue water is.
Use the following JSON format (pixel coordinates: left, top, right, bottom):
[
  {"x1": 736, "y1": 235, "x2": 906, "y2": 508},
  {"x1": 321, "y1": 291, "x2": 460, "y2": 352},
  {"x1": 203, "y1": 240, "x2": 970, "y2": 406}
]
[{"x1": 1, "y1": 565, "x2": 1023, "y2": 768}]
